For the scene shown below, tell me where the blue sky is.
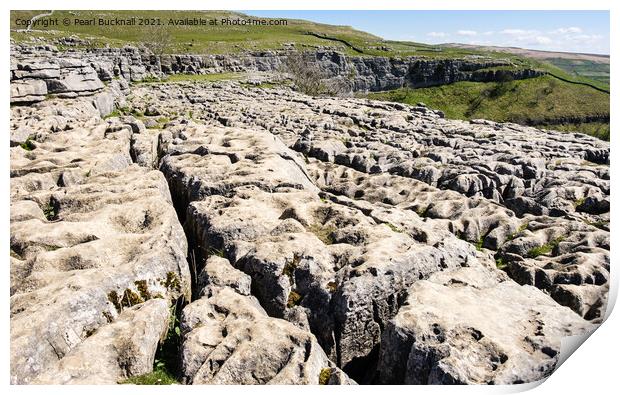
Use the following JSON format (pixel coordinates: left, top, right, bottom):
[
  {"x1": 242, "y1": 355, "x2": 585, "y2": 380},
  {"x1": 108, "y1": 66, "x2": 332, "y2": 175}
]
[{"x1": 244, "y1": 10, "x2": 610, "y2": 54}]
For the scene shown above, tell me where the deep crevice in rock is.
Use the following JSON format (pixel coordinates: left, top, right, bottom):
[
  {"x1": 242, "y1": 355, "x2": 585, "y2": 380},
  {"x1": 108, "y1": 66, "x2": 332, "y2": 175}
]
[{"x1": 342, "y1": 344, "x2": 380, "y2": 384}]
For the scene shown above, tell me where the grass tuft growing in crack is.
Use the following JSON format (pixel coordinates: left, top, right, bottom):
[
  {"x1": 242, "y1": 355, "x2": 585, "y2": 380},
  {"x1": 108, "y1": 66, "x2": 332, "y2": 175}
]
[
  {"x1": 287, "y1": 290, "x2": 302, "y2": 308},
  {"x1": 19, "y1": 138, "x2": 36, "y2": 151},
  {"x1": 122, "y1": 299, "x2": 184, "y2": 385},
  {"x1": 319, "y1": 368, "x2": 332, "y2": 385},
  {"x1": 386, "y1": 223, "x2": 403, "y2": 233},
  {"x1": 42, "y1": 199, "x2": 58, "y2": 221},
  {"x1": 527, "y1": 236, "x2": 565, "y2": 258},
  {"x1": 308, "y1": 223, "x2": 336, "y2": 245},
  {"x1": 121, "y1": 368, "x2": 178, "y2": 385},
  {"x1": 573, "y1": 197, "x2": 587, "y2": 208},
  {"x1": 475, "y1": 236, "x2": 484, "y2": 251},
  {"x1": 282, "y1": 254, "x2": 301, "y2": 283}
]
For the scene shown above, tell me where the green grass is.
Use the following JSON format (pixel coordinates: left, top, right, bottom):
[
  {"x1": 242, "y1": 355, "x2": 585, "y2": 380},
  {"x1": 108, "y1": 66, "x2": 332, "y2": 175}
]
[
  {"x1": 474, "y1": 237, "x2": 484, "y2": 252},
  {"x1": 10, "y1": 10, "x2": 385, "y2": 56},
  {"x1": 543, "y1": 122, "x2": 609, "y2": 141},
  {"x1": 527, "y1": 237, "x2": 565, "y2": 258},
  {"x1": 368, "y1": 75, "x2": 609, "y2": 140},
  {"x1": 42, "y1": 203, "x2": 57, "y2": 221},
  {"x1": 308, "y1": 223, "x2": 336, "y2": 245},
  {"x1": 19, "y1": 138, "x2": 35, "y2": 151},
  {"x1": 495, "y1": 257, "x2": 507, "y2": 270},
  {"x1": 543, "y1": 58, "x2": 609, "y2": 87},
  {"x1": 9, "y1": 10, "x2": 538, "y2": 60},
  {"x1": 103, "y1": 109, "x2": 122, "y2": 118},
  {"x1": 122, "y1": 302, "x2": 183, "y2": 385},
  {"x1": 573, "y1": 197, "x2": 587, "y2": 208},
  {"x1": 121, "y1": 367, "x2": 178, "y2": 385},
  {"x1": 386, "y1": 223, "x2": 403, "y2": 233},
  {"x1": 319, "y1": 368, "x2": 332, "y2": 385}
]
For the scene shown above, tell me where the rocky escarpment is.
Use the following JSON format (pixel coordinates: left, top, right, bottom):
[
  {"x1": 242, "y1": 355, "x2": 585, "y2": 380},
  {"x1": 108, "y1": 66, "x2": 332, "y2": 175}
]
[
  {"x1": 10, "y1": 43, "x2": 544, "y2": 105},
  {"x1": 10, "y1": 67, "x2": 608, "y2": 384}
]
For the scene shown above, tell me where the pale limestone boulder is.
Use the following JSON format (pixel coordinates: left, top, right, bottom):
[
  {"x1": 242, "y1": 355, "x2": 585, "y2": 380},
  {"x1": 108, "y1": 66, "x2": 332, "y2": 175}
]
[
  {"x1": 10, "y1": 79, "x2": 47, "y2": 104},
  {"x1": 32, "y1": 299, "x2": 169, "y2": 384},
  {"x1": 377, "y1": 266, "x2": 594, "y2": 384},
  {"x1": 180, "y1": 287, "x2": 353, "y2": 385},
  {"x1": 197, "y1": 255, "x2": 252, "y2": 297}
]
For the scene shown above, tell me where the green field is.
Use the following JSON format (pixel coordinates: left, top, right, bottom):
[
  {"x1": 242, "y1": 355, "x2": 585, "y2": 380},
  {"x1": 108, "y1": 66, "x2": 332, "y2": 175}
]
[
  {"x1": 543, "y1": 58, "x2": 610, "y2": 86},
  {"x1": 367, "y1": 75, "x2": 610, "y2": 140},
  {"x1": 136, "y1": 72, "x2": 245, "y2": 83}
]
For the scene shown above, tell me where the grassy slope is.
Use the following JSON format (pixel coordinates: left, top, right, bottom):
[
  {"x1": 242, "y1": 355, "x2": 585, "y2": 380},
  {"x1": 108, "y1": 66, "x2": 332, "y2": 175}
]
[
  {"x1": 542, "y1": 58, "x2": 610, "y2": 86},
  {"x1": 11, "y1": 11, "x2": 608, "y2": 85},
  {"x1": 9, "y1": 10, "x2": 514, "y2": 59},
  {"x1": 367, "y1": 75, "x2": 610, "y2": 140}
]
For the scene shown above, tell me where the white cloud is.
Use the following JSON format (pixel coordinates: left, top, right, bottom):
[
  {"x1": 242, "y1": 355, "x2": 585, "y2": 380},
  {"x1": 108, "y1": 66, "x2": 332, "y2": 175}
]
[
  {"x1": 457, "y1": 30, "x2": 478, "y2": 36},
  {"x1": 430, "y1": 24, "x2": 607, "y2": 54},
  {"x1": 570, "y1": 33, "x2": 603, "y2": 42},
  {"x1": 495, "y1": 28, "x2": 554, "y2": 46},
  {"x1": 427, "y1": 31, "x2": 448, "y2": 38},
  {"x1": 534, "y1": 36, "x2": 552, "y2": 45},
  {"x1": 550, "y1": 26, "x2": 583, "y2": 34},
  {"x1": 467, "y1": 39, "x2": 493, "y2": 46},
  {"x1": 500, "y1": 29, "x2": 533, "y2": 35}
]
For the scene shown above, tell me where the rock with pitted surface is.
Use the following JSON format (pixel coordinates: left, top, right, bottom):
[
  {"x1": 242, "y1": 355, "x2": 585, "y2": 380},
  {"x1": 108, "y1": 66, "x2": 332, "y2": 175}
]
[
  {"x1": 126, "y1": 81, "x2": 608, "y2": 324},
  {"x1": 9, "y1": 46, "x2": 608, "y2": 385},
  {"x1": 376, "y1": 266, "x2": 593, "y2": 384},
  {"x1": 32, "y1": 299, "x2": 170, "y2": 384},
  {"x1": 181, "y1": 258, "x2": 354, "y2": 384},
  {"x1": 9, "y1": 88, "x2": 190, "y2": 384}
]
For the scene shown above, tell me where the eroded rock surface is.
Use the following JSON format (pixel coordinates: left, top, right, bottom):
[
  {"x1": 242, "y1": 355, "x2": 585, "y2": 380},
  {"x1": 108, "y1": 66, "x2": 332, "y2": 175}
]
[
  {"x1": 128, "y1": 81, "x2": 609, "y2": 324},
  {"x1": 156, "y1": 124, "x2": 496, "y2": 376},
  {"x1": 10, "y1": 89, "x2": 190, "y2": 384},
  {"x1": 181, "y1": 256, "x2": 354, "y2": 384},
  {"x1": 10, "y1": 43, "x2": 544, "y2": 104},
  {"x1": 32, "y1": 299, "x2": 169, "y2": 384},
  {"x1": 10, "y1": 65, "x2": 608, "y2": 385},
  {"x1": 376, "y1": 266, "x2": 593, "y2": 384}
]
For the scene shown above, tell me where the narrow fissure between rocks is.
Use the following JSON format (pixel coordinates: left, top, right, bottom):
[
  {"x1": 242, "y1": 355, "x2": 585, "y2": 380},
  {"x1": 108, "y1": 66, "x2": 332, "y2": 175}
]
[
  {"x1": 149, "y1": 137, "x2": 389, "y2": 382},
  {"x1": 152, "y1": 296, "x2": 186, "y2": 383},
  {"x1": 343, "y1": 344, "x2": 380, "y2": 384}
]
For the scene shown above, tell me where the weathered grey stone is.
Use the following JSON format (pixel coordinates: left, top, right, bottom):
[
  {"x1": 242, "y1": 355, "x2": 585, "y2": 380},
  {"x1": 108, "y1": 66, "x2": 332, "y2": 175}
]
[
  {"x1": 10, "y1": 79, "x2": 47, "y2": 104},
  {"x1": 32, "y1": 299, "x2": 169, "y2": 384},
  {"x1": 92, "y1": 92, "x2": 116, "y2": 117},
  {"x1": 377, "y1": 266, "x2": 593, "y2": 384},
  {"x1": 197, "y1": 256, "x2": 252, "y2": 297},
  {"x1": 9, "y1": 44, "x2": 609, "y2": 385},
  {"x1": 46, "y1": 67, "x2": 105, "y2": 94},
  {"x1": 180, "y1": 287, "x2": 353, "y2": 384},
  {"x1": 10, "y1": 93, "x2": 190, "y2": 384}
]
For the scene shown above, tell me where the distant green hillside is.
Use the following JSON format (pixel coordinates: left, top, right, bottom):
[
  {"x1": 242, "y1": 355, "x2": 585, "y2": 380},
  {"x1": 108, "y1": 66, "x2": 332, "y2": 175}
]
[
  {"x1": 542, "y1": 58, "x2": 609, "y2": 86},
  {"x1": 367, "y1": 75, "x2": 610, "y2": 140},
  {"x1": 10, "y1": 10, "x2": 515, "y2": 59}
]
